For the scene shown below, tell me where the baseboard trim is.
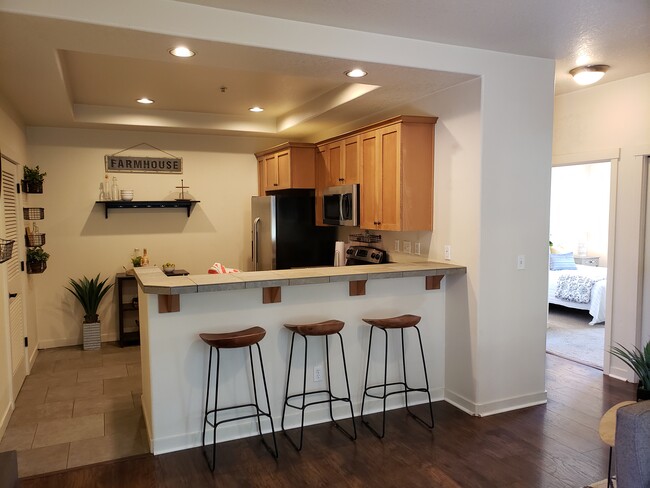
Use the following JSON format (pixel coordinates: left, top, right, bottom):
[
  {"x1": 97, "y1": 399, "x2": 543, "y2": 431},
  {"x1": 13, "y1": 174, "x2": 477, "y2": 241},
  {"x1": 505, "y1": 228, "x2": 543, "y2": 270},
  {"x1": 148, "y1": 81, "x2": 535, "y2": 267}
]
[
  {"x1": 37, "y1": 332, "x2": 118, "y2": 350},
  {"x1": 0, "y1": 401, "x2": 13, "y2": 441},
  {"x1": 445, "y1": 389, "x2": 548, "y2": 417}
]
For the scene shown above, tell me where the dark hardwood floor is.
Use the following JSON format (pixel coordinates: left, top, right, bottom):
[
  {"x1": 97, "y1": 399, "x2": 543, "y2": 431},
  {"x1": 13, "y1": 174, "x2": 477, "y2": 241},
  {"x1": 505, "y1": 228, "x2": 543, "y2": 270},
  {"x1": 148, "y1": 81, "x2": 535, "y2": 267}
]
[{"x1": 20, "y1": 354, "x2": 636, "y2": 488}]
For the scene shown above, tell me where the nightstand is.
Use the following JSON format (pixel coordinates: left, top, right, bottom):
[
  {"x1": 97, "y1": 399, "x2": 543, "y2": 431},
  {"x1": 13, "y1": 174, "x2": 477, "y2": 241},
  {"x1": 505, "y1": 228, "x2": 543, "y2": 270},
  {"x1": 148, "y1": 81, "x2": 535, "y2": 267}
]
[{"x1": 574, "y1": 256, "x2": 599, "y2": 267}]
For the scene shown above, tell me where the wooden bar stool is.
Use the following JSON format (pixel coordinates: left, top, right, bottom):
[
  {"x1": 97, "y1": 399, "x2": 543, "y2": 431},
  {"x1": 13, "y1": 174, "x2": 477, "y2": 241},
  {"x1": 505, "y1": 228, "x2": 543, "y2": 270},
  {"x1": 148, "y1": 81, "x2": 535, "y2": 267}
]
[
  {"x1": 281, "y1": 320, "x2": 357, "y2": 451},
  {"x1": 200, "y1": 326, "x2": 278, "y2": 471},
  {"x1": 361, "y1": 314, "x2": 434, "y2": 438}
]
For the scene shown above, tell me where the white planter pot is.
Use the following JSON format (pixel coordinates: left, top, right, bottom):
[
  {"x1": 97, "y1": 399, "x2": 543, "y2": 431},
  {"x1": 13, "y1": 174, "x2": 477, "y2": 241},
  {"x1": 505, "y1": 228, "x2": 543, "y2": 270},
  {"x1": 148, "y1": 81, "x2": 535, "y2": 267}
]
[{"x1": 83, "y1": 321, "x2": 101, "y2": 350}]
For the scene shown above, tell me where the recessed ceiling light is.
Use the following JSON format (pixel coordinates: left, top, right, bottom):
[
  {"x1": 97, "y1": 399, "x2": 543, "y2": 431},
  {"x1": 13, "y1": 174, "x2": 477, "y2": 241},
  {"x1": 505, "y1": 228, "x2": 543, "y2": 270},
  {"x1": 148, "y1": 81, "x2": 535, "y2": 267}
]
[
  {"x1": 569, "y1": 64, "x2": 610, "y2": 85},
  {"x1": 136, "y1": 97, "x2": 155, "y2": 104},
  {"x1": 169, "y1": 46, "x2": 195, "y2": 58},
  {"x1": 345, "y1": 68, "x2": 367, "y2": 78},
  {"x1": 249, "y1": 106, "x2": 264, "y2": 112}
]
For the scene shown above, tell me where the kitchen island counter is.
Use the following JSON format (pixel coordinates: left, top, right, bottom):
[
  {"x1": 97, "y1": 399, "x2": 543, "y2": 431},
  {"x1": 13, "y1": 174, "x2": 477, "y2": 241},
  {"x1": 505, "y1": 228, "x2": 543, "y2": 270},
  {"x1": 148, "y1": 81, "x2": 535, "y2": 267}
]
[
  {"x1": 134, "y1": 261, "x2": 465, "y2": 455},
  {"x1": 134, "y1": 261, "x2": 466, "y2": 295}
]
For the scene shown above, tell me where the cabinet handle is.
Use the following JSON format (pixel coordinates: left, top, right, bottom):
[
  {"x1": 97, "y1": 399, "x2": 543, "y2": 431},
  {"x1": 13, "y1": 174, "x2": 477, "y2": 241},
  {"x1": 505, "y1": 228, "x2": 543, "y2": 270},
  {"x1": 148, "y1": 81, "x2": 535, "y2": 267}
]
[
  {"x1": 8, "y1": 293, "x2": 17, "y2": 299},
  {"x1": 274, "y1": 183, "x2": 278, "y2": 186}
]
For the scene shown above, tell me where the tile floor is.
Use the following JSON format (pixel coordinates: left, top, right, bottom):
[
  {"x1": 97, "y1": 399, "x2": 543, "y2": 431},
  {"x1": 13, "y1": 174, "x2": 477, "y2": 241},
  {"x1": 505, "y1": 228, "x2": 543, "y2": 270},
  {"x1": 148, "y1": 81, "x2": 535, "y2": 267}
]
[{"x1": 0, "y1": 343, "x2": 148, "y2": 478}]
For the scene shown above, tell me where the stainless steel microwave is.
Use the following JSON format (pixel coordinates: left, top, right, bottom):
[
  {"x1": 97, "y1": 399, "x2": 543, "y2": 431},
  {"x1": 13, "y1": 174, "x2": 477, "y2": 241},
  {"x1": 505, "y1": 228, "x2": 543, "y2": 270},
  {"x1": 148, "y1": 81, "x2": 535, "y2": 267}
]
[{"x1": 323, "y1": 184, "x2": 358, "y2": 226}]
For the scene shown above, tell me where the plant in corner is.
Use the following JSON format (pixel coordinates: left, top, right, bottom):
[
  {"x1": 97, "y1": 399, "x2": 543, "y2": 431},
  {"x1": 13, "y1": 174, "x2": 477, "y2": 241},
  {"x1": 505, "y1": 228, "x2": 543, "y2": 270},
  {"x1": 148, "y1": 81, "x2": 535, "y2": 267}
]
[
  {"x1": 65, "y1": 274, "x2": 113, "y2": 350},
  {"x1": 26, "y1": 246, "x2": 49, "y2": 274},
  {"x1": 610, "y1": 340, "x2": 650, "y2": 401},
  {"x1": 23, "y1": 165, "x2": 47, "y2": 193}
]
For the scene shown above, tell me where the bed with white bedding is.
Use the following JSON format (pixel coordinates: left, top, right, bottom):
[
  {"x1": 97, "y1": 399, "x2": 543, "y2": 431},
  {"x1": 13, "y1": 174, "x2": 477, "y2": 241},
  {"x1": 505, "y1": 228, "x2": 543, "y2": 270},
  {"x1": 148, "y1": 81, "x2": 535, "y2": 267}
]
[{"x1": 548, "y1": 264, "x2": 607, "y2": 325}]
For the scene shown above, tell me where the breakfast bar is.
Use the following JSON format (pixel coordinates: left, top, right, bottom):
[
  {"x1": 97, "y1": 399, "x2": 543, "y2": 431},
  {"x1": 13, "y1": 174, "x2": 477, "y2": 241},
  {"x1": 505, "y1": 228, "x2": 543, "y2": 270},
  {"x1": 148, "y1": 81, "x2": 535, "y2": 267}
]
[{"x1": 134, "y1": 262, "x2": 465, "y2": 454}]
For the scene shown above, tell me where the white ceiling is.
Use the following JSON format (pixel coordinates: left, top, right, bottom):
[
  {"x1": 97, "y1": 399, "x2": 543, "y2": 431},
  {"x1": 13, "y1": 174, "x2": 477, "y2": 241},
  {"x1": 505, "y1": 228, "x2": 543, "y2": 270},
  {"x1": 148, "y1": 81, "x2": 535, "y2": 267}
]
[{"x1": 0, "y1": 0, "x2": 648, "y2": 140}]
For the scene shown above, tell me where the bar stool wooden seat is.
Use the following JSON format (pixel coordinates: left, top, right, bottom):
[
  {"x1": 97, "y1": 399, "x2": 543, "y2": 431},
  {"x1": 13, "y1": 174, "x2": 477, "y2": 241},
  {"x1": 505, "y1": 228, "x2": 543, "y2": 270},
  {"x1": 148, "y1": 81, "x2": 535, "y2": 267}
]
[
  {"x1": 361, "y1": 314, "x2": 434, "y2": 438},
  {"x1": 281, "y1": 319, "x2": 357, "y2": 451},
  {"x1": 200, "y1": 326, "x2": 278, "y2": 471}
]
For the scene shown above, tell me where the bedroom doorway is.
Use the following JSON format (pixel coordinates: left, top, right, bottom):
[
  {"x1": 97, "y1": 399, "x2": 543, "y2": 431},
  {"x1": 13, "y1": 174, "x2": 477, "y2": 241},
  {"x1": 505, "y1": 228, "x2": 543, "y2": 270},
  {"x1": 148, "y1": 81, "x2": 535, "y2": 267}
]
[{"x1": 546, "y1": 161, "x2": 611, "y2": 369}]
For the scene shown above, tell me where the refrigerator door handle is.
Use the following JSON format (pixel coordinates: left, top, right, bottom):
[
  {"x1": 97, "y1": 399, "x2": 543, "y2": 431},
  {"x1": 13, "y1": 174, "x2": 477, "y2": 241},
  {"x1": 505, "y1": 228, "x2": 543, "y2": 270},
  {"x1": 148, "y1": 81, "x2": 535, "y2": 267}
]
[{"x1": 253, "y1": 217, "x2": 261, "y2": 271}]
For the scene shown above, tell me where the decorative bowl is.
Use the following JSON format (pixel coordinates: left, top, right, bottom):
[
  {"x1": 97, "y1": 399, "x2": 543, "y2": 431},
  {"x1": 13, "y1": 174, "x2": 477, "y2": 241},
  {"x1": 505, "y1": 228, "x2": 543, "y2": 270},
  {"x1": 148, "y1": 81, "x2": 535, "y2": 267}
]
[
  {"x1": 162, "y1": 263, "x2": 175, "y2": 273},
  {"x1": 121, "y1": 190, "x2": 134, "y2": 201}
]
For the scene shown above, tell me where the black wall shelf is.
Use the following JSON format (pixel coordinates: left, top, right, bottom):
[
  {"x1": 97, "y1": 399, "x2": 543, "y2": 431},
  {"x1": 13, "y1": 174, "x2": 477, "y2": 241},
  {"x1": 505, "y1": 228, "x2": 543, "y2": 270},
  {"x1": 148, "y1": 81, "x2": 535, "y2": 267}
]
[{"x1": 96, "y1": 200, "x2": 199, "y2": 219}]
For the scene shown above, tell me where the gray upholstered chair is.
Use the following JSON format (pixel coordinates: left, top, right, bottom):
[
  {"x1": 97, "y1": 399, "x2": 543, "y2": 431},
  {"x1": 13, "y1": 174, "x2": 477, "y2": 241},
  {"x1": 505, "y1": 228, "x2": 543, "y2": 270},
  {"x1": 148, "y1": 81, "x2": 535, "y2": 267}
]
[{"x1": 615, "y1": 400, "x2": 650, "y2": 487}]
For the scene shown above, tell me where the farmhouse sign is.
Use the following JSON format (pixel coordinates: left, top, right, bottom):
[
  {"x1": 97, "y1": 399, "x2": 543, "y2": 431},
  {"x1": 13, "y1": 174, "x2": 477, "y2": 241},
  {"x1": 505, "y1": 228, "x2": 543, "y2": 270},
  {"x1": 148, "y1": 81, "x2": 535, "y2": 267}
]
[{"x1": 104, "y1": 155, "x2": 183, "y2": 174}]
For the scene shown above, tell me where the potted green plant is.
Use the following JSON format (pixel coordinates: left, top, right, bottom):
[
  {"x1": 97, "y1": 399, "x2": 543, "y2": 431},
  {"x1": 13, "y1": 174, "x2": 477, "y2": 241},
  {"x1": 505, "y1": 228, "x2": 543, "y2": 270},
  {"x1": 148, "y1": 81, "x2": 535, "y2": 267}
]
[
  {"x1": 22, "y1": 165, "x2": 46, "y2": 193},
  {"x1": 65, "y1": 274, "x2": 113, "y2": 350},
  {"x1": 610, "y1": 341, "x2": 650, "y2": 401},
  {"x1": 26, "y1": 246, "x2": 49, "y2": 274}
]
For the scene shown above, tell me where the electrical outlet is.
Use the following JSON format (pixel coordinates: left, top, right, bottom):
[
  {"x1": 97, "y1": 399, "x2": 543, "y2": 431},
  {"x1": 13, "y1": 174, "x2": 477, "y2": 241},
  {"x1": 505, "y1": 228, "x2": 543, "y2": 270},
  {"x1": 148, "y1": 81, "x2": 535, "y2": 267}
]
[
  {"x1": 403, "y1": 241, "x2": 412, "y2": 254},
  {"x1": 394, "y1": 240, "x2": 400, "y2": 252},
  {"x1": 517, "y1": 255, "x2": 526, "y2": 270},
  {"x1": 414, "y1": 242, "x2": 421, "y2": 255},
  {"x1": 314, "y1": 365, "x2": 323, "y2": 382},
  {"x1": 444, "y1": 245, "x2": 451, "y2": 260}
]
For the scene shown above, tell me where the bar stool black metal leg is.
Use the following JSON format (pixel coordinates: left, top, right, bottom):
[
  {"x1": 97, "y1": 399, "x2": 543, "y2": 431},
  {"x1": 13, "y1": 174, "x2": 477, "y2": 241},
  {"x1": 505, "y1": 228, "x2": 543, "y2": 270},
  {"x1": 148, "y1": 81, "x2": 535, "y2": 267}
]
[
  {"x1": 362, "y1": 326, "x2": 390, "y2": 439},
  {"x1": 360, "y1": 325, "x2": 374, "y2": 427},
  {"x1": 201, "y1": 346, "x2": 213, "y2": 466},
  {"x1": 281, "y1": 332, "x2": 296, "y2": 435},
  {"x1": 252, "y1": 342, "x2": 279, "y2": 458},
  {"x1": 282, "y1": 333, "x2": 310, "y2": 451},
  {"x1": 202, "y1": 346, "x2": 221, "y2": 472},
  {"x1": 403, "y1": 326, "x2": 434, "y2": 429},
  {"x1": 332, "y1": 331, "x2": 357, "y2": 440}
]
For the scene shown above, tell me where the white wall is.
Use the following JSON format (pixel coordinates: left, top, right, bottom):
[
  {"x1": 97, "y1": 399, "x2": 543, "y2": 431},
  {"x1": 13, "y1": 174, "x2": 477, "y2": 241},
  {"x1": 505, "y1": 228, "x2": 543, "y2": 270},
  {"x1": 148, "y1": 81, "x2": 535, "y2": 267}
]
[
  {"x1": 6, "y1": 0, "x2": 556, "y2": 415},
  {"x1": 553, "y1": 72, "x2": 650, "y2": 379},
  {"x1": 550, "y1": 162, "x2": 610, "y2": 266},
  {"x1": 26, "y1": 127, "x2": 285, "y2": 347}
]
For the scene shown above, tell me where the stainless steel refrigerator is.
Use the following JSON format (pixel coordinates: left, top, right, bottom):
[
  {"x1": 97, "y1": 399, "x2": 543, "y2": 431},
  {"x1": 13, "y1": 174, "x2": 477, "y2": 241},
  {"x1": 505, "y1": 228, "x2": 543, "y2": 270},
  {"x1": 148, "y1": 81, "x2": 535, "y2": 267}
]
[{"x1": 251, "y1": 193, "x2": 337, "y2": 271}]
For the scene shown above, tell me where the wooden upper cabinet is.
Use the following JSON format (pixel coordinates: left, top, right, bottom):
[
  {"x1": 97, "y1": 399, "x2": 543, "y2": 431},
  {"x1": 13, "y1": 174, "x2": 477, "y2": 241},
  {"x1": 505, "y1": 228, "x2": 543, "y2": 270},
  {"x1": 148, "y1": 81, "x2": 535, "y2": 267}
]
[
  {"x1": 317, "y1": 136, "x2": 360, "y2": 188},
  {"x1": 359, "y1": 116, "x2": 437, "y2": 231},
  {"x1": 342, "y1": 136, "x2": 360, "y2": 184},
  {"x1": 255, "y1": 143, "x2": 316, "y2": 193}
]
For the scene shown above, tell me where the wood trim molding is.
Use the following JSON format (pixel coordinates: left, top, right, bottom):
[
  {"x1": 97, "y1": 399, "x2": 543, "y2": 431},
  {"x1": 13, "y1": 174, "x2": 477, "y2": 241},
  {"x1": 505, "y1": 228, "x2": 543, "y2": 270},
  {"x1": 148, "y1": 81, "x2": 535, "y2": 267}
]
[
  {"x1": 158, "y1": 295, "x2": 180, "y2": 313},
  {"x1": 349, "y1": 280, "x2": 367, "y2": 296},
  {"x1": 263, "y1": 287, "x2": 281, "y2": 304},
  {"x1": 425, "y1": 275, "x2": 444, "y2": 290}
]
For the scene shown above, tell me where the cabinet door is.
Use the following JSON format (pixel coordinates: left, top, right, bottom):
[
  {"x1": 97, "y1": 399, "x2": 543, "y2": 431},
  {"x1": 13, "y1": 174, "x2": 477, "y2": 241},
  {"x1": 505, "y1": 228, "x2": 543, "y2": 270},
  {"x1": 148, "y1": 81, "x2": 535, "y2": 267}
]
[
  {"x1": 360, "y1": 130, "x2": 380, "y2": 229},
  {"x1": 328, "y1": 141, "x2": 343, "y2": 186},
  {"x1": 315, "y1": 145, "x2": 328, "y2": 226},
  {"x1": 264, "y1": 154, "x2": 278, "y2": 190},
  {"x1": 257, "y1": 158, "x2": 266, "y2": 195},
  {"x1": 377, "y1": 124, "x2": 401, "y2": 230},
  {"x1": 276, "y1": 150, "x2": 292, "y2": 189},
  {"x1": 342, "y1": 135, "x2": 359, "y2": 184}
]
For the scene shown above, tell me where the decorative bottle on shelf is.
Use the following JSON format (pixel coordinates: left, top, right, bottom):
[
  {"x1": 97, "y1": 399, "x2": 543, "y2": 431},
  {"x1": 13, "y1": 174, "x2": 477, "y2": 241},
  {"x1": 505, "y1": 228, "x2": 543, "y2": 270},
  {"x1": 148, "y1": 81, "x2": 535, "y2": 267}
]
[
  {"x1": 103, "y1": 174, "x2": 111, "y2": 201},
  {"x1": 111, "y1": 177, "x2": 120, "y2": 201},
  {"x1": 142, "y1": 248, "x2": 149, "y2": 267}
]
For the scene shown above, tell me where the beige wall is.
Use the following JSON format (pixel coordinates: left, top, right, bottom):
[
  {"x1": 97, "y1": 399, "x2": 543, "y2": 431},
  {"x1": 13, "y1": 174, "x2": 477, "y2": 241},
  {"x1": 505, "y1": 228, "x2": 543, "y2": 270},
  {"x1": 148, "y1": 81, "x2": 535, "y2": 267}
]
[
  {"x1": 26, "y1": 127, "x2": 284, "y2": 347},
  {"x1": 553, "y1": 72, "x2": 650, "y2": 380}
]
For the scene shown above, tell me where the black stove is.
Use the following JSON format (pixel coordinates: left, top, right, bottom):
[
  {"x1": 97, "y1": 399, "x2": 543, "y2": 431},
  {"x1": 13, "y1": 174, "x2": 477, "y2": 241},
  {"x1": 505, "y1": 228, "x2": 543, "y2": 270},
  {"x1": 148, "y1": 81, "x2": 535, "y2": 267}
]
[{"x1": 345, "y1": 246, "x2": 386, "y2": 265}]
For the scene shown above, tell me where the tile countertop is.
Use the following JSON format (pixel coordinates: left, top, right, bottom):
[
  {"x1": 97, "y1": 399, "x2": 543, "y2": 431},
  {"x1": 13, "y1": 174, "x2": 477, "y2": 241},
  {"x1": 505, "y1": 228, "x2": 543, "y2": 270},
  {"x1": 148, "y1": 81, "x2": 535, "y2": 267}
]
[{"x1": 133, "y1": 262, "x2": 466, "y2": 295}]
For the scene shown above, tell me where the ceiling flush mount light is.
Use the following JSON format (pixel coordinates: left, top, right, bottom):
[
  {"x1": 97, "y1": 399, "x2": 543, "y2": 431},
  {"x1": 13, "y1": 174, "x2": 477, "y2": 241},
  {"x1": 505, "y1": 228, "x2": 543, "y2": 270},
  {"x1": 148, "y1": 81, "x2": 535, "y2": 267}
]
[
  {"x1": 249, "y1": 106, "x2": 264, "y2": 112},
  {"x1": 136, "y1": 97, "x2": 154, "y2": 104},
  {"x1": 569, "y1": 64, "x2": 610, "y2": 86},
  {"x1": 345, "y1": 68, "x2": 367, "y2": 78},
  {"x1": 169, "y1": 46, "x2": 195, "y2": 58}
]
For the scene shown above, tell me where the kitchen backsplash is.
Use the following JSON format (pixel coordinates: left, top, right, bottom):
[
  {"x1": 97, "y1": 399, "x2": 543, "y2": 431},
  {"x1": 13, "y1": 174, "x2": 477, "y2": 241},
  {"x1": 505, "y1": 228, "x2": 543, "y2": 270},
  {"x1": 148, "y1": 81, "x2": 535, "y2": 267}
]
[{"x1": 336, "y1": 227, "x2": 432, "y2": 263}]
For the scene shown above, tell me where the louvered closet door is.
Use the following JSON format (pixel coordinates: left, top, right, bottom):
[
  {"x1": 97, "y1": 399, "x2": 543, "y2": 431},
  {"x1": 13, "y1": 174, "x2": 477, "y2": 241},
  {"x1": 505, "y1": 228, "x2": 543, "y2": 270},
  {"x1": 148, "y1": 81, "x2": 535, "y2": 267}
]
[{"x1": 2, "y1": 156, "x2": 26, "y2": 398}]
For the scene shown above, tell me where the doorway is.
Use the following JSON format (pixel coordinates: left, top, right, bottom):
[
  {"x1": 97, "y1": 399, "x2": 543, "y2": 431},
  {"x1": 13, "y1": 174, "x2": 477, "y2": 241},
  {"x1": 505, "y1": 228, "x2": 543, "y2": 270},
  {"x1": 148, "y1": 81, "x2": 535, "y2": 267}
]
[
  {"x1": 546, "y1": 161, "x2": 611, "y2": 369},
  {"x1": 1, "y1": 155, "x2": 28, "y2": 397}
]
